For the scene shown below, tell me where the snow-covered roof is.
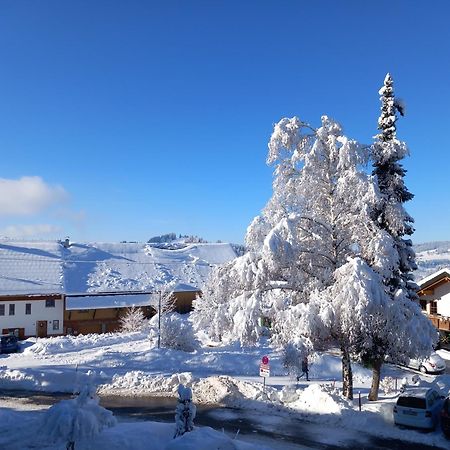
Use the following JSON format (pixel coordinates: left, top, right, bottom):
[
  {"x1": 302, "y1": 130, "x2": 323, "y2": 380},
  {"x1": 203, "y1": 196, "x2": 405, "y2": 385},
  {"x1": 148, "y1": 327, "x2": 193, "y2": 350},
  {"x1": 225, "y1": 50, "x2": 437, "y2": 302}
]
[
  {"x1": 417, "y1": 268, "x2": 450, "y2": 290},
  {"x1": 65, "y1": 293, "x2": 158, "y2": 310},
  {"x1": 0, "y1": 241, "x2": 64, "y2": 295},
  {"x1": 0, "y1": 240, "x2": 236, "y2": 296}
]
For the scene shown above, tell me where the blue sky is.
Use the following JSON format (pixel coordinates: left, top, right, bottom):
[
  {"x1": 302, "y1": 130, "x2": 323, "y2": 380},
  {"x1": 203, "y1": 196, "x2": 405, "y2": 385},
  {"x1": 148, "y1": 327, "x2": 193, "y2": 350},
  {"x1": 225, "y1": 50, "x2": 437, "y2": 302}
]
[{"x1": 0, "y1": 1, "x2": 449, "y2": 244}]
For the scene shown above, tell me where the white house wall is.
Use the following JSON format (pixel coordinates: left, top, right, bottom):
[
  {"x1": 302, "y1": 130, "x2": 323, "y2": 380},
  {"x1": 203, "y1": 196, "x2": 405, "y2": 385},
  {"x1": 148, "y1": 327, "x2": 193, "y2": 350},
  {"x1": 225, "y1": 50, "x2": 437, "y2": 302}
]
[
  {"x1": 432, "y1": 283, "x2": 450, "y2": 317},
  {"x1": 0, "y1": 299, "x2": 64, "y2": 337}
]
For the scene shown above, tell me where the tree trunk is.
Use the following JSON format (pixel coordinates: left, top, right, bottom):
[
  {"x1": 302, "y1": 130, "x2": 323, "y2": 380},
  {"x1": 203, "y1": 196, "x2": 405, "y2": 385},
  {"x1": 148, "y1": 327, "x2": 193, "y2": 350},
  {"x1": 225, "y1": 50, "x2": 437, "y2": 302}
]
[
  {"x1": 368, "y1": 357, "x2": 383, "y2": 401},
  {"x1": 341, "y1": 346, "x2": 353, "y2": 400}
]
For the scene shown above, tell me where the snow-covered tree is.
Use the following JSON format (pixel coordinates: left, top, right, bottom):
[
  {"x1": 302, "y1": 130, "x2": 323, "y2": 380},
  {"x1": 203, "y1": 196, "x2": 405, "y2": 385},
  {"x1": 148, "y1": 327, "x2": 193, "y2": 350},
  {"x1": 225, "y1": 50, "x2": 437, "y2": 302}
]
[
  {"x1": 191, "y1": 251, "x2": 270, "y2": 345},
  {"x1": 40, "y1": 383, "x2": 116, "y2": 449},
  {"x1": 193, "y1": 116, "x2": 378, "y2": 355},
  {"x1": 174, "y1": 384, "x2": 196, "y2": 438},
  {"x1": 150, "y1": 312, "x2": 198, "y2": 352},
  {"x1": 262, "y1": 116, "x2": 381, "y2": 397},
  {"x1": 371, "y1": 73, "x2": 416, "y2": 297},
  {"x1": 366, "y1": 74, "x2": 437, "y2": 400},
  {"x1": 119, "y1": 306, "x2": 147, "y2": 332}
]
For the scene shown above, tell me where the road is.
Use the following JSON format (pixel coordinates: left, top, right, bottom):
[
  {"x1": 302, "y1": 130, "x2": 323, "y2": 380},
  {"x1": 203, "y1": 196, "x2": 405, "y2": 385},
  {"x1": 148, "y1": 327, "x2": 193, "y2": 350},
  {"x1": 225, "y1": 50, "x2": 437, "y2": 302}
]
[{"x1": 0, "y1": 390, "x2": 446, "y2": 450}]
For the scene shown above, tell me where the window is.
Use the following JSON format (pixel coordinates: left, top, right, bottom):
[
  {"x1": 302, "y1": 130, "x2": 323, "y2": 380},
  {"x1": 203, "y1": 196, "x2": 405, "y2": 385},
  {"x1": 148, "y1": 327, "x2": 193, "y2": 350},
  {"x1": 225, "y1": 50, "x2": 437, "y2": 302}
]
[
  {"x1": 397, "y1": 396, "x2": 426, "y2": 409},
  {"x1": 52, "y1": 320, "x2": 59, "y2": 331},
  {"x1": 430, "y1": 301, "x2": 438, "y2": 315},
  {"x1": 9, "y1": 304, "x2": 15, "y2": 316},
  {"x1": 25, "y1": 303, "x2": 31, "y2": 315},
  {"x1": 419, "y1": 299, "x2": 427, "y2": 311},
  {"x1": 45, "y1": 299, "x2": 55, "y2": 308},
  {"x1": 0, "y1": 305, "x2": 4, "y2": 316}
]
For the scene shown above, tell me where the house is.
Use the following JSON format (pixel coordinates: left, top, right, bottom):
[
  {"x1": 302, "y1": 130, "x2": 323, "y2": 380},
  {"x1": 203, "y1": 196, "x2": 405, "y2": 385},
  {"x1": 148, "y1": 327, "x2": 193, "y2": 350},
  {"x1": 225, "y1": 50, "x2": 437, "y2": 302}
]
[
  {"x1": 0, "y1": 241, "x2": 65, "y2": 339},
  {"x1": 0, "y1": 239, "x2": 234, "y2": 337},
  {"x1": 417, "y1": 268, "x2": 450, "y2": 337},
  {"x1": 63, "y1": 283, "x2": 201, "y2": 335}
]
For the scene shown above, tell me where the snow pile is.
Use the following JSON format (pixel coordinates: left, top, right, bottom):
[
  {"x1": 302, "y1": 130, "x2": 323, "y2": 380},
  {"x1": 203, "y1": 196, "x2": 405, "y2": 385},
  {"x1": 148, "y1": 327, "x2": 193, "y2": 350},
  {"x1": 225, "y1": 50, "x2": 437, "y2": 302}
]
[
  {"x1": 168, "y1": 427, "x2": 254, "y2": 450},
  {"x1": 24, "y1": 332, "x2": 146, "y2": 355},
  {"x1": 0, "y1": 409, "x2": 268, "y2": 450},
  {"x1": 284, "y1": 383, "x2": 352, "y2": 415},
  {"x1": 99, "y1": 371, "x2": 195, "y2": 396},
  {"x1": 39, "y1": 385, "x2": 116, "y2": 447},
  {"x1": 193, "y1": 375, "x2": 278, "y2": 406},
  {"x1": 0, "y1": 368, "x2": 40, "y2": 390}
]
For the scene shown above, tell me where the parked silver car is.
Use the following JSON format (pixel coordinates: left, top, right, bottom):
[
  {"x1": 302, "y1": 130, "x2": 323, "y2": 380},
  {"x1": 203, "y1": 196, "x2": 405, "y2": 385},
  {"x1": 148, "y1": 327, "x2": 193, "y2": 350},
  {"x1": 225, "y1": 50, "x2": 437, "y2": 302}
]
[
  {"x1": 394, "y1": 387, "x2": 444, "y2": 429},
  {"x1": 407, "y1": 352, "x2": 446, "y2": 374}
]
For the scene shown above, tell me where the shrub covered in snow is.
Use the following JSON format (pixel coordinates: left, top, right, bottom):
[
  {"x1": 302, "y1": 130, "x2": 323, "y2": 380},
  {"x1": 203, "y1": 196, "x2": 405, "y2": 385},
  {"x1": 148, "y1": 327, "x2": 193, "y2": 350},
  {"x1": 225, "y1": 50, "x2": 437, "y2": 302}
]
[
  {"x1": 39, "y1": 383, "x2": 116, "y2": 448},
  {"x1": 174, "y1": 384, "x2": 196, "y2": 438},
  {"x1": 119, "y1": 306, "x2": 148, "y2": 332},
  {"x1": 380, "y1": 376, "x2": 395, "y2": 396},
  {"x1": 149, "y1": 313, "x2": 198, "y2": 352}
]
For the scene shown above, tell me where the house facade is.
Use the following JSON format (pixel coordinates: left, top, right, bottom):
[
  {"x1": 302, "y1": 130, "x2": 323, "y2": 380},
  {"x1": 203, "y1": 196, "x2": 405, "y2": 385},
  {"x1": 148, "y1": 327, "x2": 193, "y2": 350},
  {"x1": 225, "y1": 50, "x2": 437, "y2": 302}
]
[
  {"x1": 0, "y1": 294, "x2": 64, "y2": 339},
  {"x1": 63, "y1": 288, "x2": 201, "y2": 335},
  {"x1": 417, "y1": 268, "x2": 450, "y2": 336}
]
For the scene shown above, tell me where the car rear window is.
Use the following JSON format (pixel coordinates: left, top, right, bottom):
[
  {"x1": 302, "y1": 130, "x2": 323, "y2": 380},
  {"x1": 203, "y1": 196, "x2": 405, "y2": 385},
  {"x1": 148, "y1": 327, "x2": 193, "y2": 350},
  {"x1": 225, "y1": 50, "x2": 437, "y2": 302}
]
[{"x1": 397, "y1": 396, "x2": 426, "y2": 409}]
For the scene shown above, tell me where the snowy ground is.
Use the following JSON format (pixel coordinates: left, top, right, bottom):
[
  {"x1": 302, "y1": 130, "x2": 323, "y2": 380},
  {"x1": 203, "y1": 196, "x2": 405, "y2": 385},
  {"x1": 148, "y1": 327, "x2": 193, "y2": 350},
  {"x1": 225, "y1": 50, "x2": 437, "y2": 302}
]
[{"x1": 0, "y1": 332, "x2": 449, "y2": 449}]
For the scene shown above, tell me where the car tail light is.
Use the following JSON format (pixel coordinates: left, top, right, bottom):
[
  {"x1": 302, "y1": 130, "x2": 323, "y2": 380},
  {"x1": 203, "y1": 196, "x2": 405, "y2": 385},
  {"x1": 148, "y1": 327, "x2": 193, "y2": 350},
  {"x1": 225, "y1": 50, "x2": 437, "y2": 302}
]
[{"x1": 425, "y1": 411, "x2": 432, "y2": 418}]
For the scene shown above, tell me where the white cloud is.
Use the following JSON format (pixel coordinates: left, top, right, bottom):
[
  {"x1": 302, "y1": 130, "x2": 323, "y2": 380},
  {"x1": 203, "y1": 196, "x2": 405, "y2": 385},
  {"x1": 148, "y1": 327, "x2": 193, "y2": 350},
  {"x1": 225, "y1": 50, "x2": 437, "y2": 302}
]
[
  {"x1": 0, "y1": 224, "x2": 62, "y2": 238},
  {"x1": 0, "y1": 176, "x2": 68, "y2": 216}
]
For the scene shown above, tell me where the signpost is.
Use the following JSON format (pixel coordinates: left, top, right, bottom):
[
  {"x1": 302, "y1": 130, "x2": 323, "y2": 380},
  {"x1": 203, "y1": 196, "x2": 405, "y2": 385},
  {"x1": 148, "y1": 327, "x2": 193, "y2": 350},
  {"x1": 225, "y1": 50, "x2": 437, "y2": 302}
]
[{"x1": 260, "y1": 355, "x2": 270, "y2": 390}]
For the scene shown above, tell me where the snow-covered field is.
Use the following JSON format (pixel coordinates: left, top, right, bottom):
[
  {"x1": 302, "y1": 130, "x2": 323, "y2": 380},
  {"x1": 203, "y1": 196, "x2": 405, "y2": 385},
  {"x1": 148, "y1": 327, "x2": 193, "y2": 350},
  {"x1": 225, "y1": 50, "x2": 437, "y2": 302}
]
[
  {"x1": 415, "y1": 241, "x2": 450, "y2": 280},
  {"x1": 0, "y1": 332, "x2": 449, "y2": 449}
]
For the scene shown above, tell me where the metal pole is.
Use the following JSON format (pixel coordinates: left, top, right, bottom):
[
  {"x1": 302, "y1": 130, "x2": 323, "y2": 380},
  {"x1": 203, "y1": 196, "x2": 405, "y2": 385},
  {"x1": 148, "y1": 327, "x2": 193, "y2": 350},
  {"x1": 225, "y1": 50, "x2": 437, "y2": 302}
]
[{"x1": 158, "y1": 291, "x2": 161, "y2": 349}]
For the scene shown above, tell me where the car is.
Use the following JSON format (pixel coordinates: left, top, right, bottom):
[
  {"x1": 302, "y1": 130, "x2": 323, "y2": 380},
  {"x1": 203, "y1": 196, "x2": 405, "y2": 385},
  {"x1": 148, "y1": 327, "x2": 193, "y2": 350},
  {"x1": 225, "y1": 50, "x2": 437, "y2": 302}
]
[
  {"x1": 441, "y1": 396, "x2": 450, "y2": 437},
  {"x1": 0, "y1": 334, "x2": 19, "y2": 354},
  {"x1": 407, "y1": 352, "x2": 446, "y2": 374},
  {"x1": 394, "y1": 387, "x2": 444, "y2": 430}
]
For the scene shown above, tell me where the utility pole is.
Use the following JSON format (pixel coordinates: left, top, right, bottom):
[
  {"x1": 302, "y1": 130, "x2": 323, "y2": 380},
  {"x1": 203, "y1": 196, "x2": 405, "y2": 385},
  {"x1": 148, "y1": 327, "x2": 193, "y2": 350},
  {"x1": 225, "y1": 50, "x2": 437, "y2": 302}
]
[{"x1": 158, "y1": 290, "x2": 162, "y2": 349}]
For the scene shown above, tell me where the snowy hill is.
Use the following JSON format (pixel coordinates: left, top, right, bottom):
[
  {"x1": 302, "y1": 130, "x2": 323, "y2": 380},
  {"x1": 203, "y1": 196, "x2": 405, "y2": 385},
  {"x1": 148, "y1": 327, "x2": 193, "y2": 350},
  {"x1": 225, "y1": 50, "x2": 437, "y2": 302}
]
[
  {"x1": 415, "y1": 241, "x2": 450, "y2": 281},
  {"x1": 0, "y1": 240, "x2": 237, "y2": 295}
]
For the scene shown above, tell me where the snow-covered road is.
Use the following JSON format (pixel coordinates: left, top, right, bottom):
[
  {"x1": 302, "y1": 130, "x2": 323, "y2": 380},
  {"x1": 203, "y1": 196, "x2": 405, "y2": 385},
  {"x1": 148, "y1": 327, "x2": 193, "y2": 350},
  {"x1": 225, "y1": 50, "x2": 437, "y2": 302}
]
[{"x1": 0, "y1": 389, "x2": 445, "y2": 450}]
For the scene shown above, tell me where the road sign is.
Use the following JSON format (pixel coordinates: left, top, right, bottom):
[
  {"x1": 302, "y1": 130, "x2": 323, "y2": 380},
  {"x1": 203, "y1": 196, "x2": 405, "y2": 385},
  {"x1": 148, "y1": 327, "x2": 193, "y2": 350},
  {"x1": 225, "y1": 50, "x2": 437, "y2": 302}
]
[
  {"x1": 262, "y1": 355, "x2": 269, "y2": 365},
  {"x1": 260, "y1": 363, "x2": 270, "y2": 377}
]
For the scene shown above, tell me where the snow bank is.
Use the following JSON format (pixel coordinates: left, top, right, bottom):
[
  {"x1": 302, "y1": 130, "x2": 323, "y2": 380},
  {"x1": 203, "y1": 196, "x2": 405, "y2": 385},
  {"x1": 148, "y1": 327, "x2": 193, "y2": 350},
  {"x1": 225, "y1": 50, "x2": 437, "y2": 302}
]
[
  {"x1": 0, "y1": 411, "x2": 269, "y2": 450},
  {"x1": 167, "y1": 426, "x2": 268, "y2": 450},
  {"x1": 285, "y1": 383, "x2": 352, "y2": 415},
  {"x1": 0, "y1": 369, "x2": 41, "y2": 390},
  {"x1": 194, "y1": 375, "x2": 279, "y2": 406},
  {"x1": 99, "y1": 371, "x2": 195, "y2": 396},
  {"x1": 23, "y1": 332, "x2": 146, "y2": 356}
]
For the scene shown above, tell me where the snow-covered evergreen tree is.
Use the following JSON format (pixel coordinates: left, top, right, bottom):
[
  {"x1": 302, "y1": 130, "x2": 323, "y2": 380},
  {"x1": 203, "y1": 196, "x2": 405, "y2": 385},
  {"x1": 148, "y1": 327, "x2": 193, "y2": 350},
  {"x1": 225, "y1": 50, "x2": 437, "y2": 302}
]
[
  {"x1": 371, "y1": 73, "x2": 416, "y2": 297},
  {"x1": 366, "y1": 73, "x2": 437, "y2": 400}
]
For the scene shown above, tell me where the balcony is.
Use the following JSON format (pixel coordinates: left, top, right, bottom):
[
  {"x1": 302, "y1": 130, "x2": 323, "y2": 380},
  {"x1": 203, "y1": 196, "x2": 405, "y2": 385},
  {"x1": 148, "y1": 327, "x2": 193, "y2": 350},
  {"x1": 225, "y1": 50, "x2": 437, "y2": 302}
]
[{"x1": 429, "y1": 314, "x2": 450, "y2": 331}]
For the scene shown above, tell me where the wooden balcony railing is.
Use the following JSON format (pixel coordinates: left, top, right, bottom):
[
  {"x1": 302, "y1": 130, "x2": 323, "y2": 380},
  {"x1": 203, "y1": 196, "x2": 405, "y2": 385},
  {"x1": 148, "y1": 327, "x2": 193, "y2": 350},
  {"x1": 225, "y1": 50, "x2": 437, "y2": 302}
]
[{"x1": 428, "y1": 314, "x2": 450, "y2": 331}]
